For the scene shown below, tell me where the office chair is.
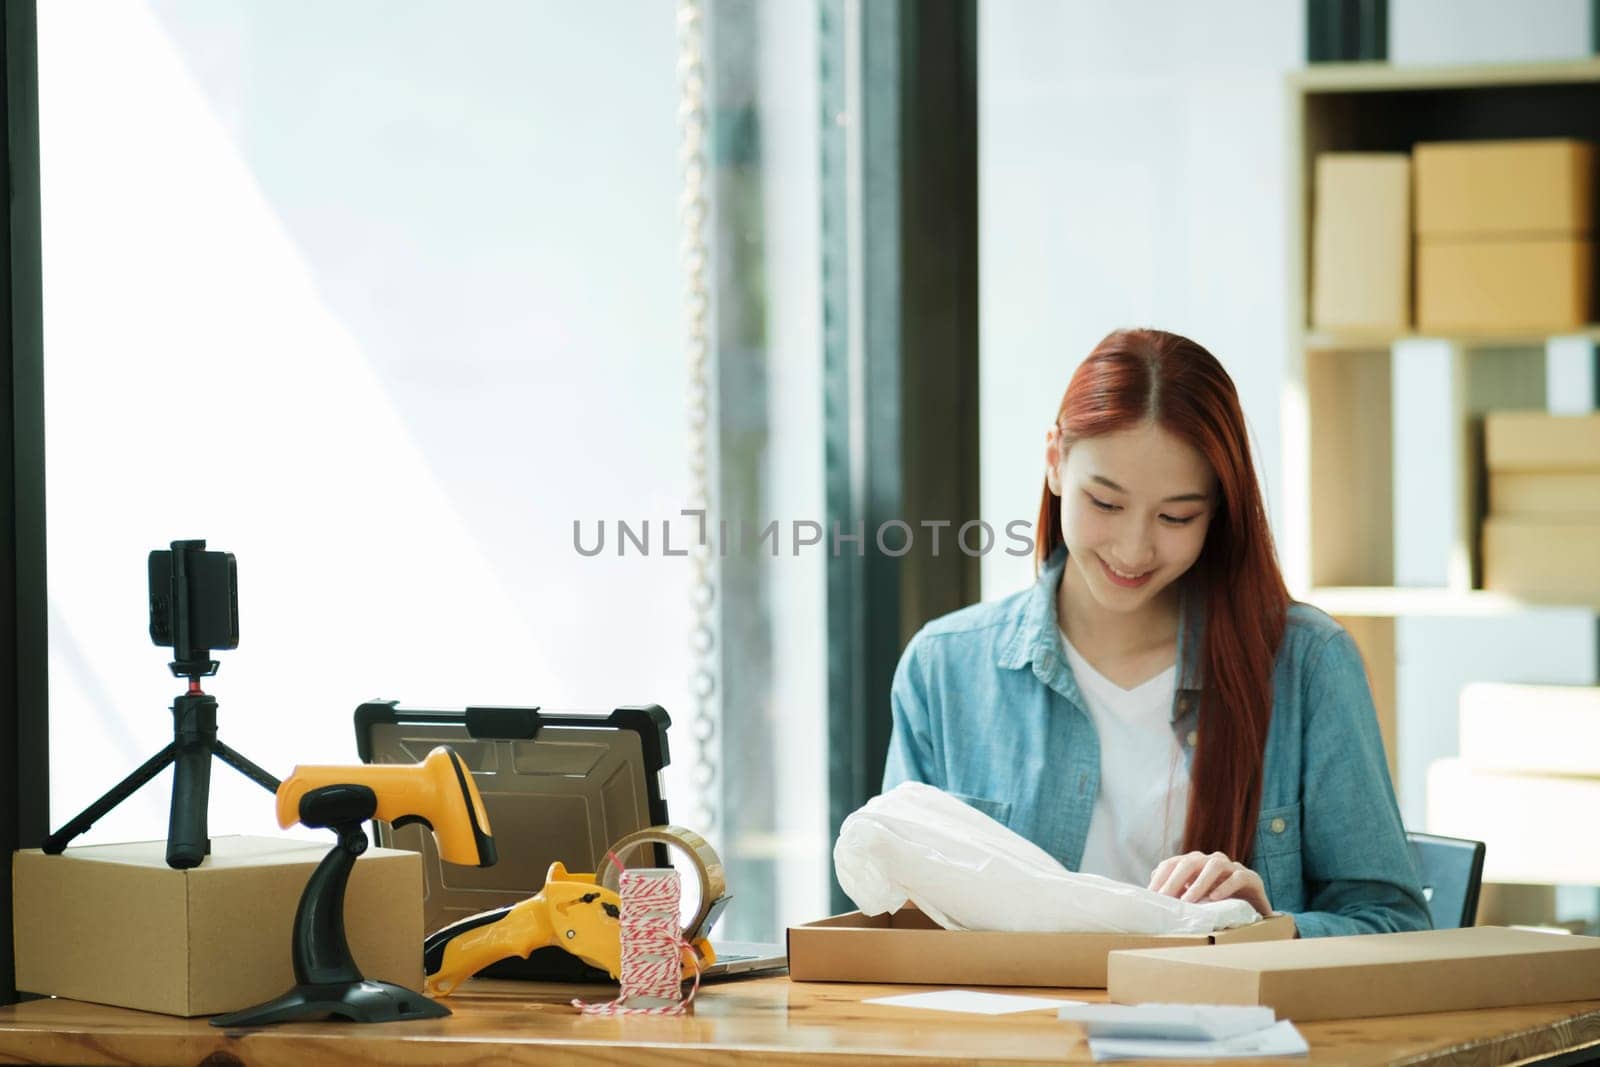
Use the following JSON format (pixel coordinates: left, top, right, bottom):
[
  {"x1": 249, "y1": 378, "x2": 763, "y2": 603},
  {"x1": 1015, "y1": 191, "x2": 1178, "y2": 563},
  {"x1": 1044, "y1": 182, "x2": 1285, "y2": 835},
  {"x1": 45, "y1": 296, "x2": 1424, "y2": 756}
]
[{"x1": 1406, "y1": 831, "x2": 1486, "y2": 929}]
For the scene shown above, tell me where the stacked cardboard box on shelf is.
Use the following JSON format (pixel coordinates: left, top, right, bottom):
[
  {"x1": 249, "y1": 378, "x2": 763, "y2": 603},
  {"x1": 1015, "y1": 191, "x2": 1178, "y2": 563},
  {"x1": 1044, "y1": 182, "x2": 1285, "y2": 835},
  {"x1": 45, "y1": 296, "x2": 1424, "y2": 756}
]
[
  {"x1": 1414, "y1": 139, "x2": 1595, "y2": 332},
  {"x1": 1481, "y1": 411, "x2": 1600, "y2": 604},
  {"x1": 1427, "y1": 682, "x2": 1600, "y2": 886},
  {"x1": 1309, "y1": 139, "x2": 1596, "y2": 334},
  {"x1": 1311, "y1": 153, "x2": 1412, "y2": 330}
]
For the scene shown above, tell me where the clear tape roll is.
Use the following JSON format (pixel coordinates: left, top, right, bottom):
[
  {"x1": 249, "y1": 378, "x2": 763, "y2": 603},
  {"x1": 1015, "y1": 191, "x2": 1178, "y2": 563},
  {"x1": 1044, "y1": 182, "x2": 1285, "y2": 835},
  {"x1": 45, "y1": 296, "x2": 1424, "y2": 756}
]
[{"x1": 600, "y1": 825, "x2": 728, "y2": 942}]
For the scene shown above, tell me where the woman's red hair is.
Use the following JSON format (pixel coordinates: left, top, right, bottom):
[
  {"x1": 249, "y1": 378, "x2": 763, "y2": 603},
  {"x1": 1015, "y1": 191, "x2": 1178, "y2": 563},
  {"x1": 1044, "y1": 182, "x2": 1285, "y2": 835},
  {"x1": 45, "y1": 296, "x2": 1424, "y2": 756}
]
[{"x1": 1035, "y1": 328, "x2": 1289, "y2": 862}]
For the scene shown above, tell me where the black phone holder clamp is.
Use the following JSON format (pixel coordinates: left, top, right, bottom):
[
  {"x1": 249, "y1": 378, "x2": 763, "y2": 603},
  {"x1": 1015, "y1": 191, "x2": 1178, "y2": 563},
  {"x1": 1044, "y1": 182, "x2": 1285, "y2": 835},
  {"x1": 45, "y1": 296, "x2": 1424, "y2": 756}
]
[{"x1": 212, "y1": 784, "x2": 449, "y2": 1027}]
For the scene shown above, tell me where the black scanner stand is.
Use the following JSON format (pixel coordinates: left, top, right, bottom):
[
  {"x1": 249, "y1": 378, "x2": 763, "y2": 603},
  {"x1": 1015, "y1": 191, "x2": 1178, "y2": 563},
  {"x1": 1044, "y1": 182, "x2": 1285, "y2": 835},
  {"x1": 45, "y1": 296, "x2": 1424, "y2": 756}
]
[{"x1": 212, "y1": 784, "x2": 448, "y2": 1026}]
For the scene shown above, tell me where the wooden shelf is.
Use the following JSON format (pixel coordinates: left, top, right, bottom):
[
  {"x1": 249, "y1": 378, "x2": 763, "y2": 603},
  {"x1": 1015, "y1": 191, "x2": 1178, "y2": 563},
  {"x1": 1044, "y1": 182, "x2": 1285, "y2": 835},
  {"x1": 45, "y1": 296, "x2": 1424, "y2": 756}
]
[
  {"x1": 1289, "y1": 58, "x2": 1600, "y2": 94},
  {"x1": 1304, "y1": 586, "x2": 1599, "y2": 618},
  {"x1": 1304, "y1": 326, "x2": 1600, "y2": 353},
  {"x1": 1281, "y1": 59, "x2": 1600, "y2": 595},
  {"x1": 1284, "y1": 57, "x2": 1600, "y2": 811}
]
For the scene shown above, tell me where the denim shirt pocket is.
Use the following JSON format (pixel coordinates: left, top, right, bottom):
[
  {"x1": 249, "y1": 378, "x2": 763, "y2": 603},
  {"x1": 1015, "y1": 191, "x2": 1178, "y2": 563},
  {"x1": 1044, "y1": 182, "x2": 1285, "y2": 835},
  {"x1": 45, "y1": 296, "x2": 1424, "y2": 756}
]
[
  {"x1": 1253, "y1": 802, "x2": 1304, "y2": 910},
  {"x1": 951, "y1": 792, "x2": 1013, "y2": 827}
]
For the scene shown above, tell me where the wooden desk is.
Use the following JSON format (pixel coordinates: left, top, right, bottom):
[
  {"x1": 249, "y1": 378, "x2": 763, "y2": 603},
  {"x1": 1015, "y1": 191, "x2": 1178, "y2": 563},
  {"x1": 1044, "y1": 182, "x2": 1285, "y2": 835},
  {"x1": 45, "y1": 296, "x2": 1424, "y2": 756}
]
[{"x1": 1, "y1": 978, "x2": 1598, "y2": 1066}]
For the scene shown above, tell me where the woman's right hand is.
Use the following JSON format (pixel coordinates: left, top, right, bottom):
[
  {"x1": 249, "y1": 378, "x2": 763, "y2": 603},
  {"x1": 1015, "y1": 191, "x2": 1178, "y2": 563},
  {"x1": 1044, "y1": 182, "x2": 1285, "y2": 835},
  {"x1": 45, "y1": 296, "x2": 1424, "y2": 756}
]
[{"x1": 1148, "y1": 850, "x2": 1273, "y2": 917}]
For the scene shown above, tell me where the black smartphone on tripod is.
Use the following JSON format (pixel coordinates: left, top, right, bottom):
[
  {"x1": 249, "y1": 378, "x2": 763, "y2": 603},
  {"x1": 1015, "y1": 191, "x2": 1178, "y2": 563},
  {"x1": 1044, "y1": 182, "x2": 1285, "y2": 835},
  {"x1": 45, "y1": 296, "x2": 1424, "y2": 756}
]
[{"x1": 42, "y1": 540, "x2": 277, "y2": 868}]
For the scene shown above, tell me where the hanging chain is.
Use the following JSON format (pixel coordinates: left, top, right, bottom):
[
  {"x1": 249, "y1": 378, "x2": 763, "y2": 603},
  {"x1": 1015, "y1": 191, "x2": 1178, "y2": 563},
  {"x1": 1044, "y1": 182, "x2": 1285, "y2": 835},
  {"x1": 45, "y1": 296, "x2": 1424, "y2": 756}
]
[{"x1": 677, "y1": 0, "x2": 719, "y2": 835}]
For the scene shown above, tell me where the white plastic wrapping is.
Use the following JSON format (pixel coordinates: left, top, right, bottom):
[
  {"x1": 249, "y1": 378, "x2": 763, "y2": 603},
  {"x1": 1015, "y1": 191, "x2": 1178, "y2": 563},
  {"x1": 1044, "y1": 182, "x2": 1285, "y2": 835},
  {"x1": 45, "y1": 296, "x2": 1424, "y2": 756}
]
[{"x1": 834, "y1": 782, "x2": 1260, "y2": 934}]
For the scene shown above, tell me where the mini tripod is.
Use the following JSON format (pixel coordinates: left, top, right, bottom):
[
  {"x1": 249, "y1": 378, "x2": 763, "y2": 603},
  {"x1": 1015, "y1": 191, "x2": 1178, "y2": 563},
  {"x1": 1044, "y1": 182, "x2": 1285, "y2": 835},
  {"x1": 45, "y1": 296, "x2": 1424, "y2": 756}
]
[
  {"x1": 42, "y1": 540, "x2": 279, "y2": 869},
  {"x1": 42, "y1": 676, "x2": 279, "y2": 868}
]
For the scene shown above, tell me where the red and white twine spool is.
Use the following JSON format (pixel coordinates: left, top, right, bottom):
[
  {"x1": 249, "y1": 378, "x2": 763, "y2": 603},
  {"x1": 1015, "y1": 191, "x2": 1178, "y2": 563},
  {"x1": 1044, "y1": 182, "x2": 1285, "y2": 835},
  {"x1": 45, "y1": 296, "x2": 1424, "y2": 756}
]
[{"x1": 574, "y1": 867, "x2": 701, "y2": 1016}]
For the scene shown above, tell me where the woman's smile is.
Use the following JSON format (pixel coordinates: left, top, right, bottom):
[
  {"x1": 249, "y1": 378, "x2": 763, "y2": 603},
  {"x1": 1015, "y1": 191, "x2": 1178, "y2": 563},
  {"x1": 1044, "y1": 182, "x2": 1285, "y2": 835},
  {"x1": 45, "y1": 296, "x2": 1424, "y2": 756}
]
[{"x1": 1098, "y1": 554, "x2": 1155, "y2": 588}]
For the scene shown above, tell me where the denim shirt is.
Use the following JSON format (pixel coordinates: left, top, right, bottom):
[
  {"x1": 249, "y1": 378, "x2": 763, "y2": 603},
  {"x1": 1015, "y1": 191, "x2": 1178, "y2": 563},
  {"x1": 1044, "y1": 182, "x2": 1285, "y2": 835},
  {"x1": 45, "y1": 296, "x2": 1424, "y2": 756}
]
[{"x1": 882, "y1": 548, "x2": 1430, "y2": 938}]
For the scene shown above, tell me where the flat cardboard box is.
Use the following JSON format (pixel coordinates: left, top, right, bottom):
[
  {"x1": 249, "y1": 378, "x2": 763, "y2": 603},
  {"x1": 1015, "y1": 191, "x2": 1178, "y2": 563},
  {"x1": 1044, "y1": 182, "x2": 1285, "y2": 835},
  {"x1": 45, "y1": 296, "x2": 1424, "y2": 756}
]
[
  {"x1": 1458, "y1": 682, "x2": 1600, "y2": 775},
  {"x1": 787, "y1": 908, "x2": 1296, "y2": 989},
  {"x1": 1488, "y1": 471, "x2": 1600, "y2": 518},
  {"x1": 1414, "y1": 139, "x2": 1594, "y2": 237},
  {"x1": 1485, "y1": 412, "x2": 1600, "y2": 472},
  {"x1": 1107, "y1": 926, "x2": 1600, "y2": 1021},
  {"x1": 13, "y1": 836, "x2": 423, "y2": 1016},
  {"x1": 1416, "y1": 236, "x2": 1592, "y2": 332},
  {"x1": 1311, "y1": 153, "x2": 1411, "y2": 330},
  {"x1": 1481, "y1": 516, "x2": 1600, "y2": 603},
  {"x1": 1427, "y1": 759, "x2": 1600, "y2": 884}
]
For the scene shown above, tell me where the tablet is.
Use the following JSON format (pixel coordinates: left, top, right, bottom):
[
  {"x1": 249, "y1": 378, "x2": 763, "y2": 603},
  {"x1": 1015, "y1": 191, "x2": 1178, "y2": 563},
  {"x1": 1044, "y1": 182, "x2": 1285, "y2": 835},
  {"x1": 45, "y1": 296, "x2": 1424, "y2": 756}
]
[{"x1": 354, "y1": 699, "x2": 671, "y2": 980}]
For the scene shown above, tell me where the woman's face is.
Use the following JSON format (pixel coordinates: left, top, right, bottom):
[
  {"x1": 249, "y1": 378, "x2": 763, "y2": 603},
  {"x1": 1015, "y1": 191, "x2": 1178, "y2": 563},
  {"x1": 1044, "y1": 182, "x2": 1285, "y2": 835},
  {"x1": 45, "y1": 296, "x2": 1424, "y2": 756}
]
[{"x1": 1045, "y1": 421, "x2": 1216, "y2": 614}]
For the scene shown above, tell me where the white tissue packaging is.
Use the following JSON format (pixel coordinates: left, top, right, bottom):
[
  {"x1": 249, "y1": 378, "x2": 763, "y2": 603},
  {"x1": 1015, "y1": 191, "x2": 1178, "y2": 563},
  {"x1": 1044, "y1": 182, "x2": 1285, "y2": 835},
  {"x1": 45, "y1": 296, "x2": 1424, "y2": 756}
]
[{"x1": 834, "y1": 782, "x2": 1258, "y2": 935}]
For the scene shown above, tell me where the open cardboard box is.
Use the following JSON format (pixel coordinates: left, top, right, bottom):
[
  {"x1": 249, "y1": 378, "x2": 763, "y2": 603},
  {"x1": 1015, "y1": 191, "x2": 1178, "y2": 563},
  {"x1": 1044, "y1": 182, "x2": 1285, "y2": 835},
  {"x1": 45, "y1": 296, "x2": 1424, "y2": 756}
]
[{"x1": 788, "y1": 906, "x2": 1296, "y2": 988}]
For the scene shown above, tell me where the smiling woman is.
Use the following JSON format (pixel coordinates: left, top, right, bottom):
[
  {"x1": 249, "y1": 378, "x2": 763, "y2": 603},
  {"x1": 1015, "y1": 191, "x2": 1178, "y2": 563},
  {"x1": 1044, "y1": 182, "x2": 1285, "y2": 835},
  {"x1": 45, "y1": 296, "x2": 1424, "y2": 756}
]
[
  {"x1": 883, "y1": 328, "x2": 1431, "y2": 938},
  {"x1": 1050, "y1": 426, "x2": 1214, "y2": 608}
]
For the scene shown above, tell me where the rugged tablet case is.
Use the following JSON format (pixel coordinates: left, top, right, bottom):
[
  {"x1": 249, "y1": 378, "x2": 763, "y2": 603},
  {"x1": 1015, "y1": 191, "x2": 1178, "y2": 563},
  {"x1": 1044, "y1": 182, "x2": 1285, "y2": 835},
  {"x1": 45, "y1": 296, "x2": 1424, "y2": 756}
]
[{"x1": 354, "y1": 699, "x2": 672, "y2": 981}]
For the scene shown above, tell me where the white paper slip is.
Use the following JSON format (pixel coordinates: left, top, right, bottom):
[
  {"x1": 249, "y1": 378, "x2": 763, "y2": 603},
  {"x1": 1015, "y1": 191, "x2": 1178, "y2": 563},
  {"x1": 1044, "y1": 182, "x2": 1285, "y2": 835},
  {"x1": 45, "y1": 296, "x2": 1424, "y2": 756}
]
[
  {"x1": 1089, "y1": 1019, "x2": 1309, "y2": 1061},
  {"x1": 864, "y1": 990, "x2": 1085, "y2": 1015},
  {"x1": 1059, "y1": 1002, "x2": 1277, "y2": 1040}
]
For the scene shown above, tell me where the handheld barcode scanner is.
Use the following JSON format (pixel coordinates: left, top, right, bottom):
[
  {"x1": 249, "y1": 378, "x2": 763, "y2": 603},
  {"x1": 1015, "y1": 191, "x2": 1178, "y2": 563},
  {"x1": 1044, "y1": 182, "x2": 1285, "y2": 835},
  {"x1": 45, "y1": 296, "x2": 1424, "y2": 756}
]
[
  {"x1": 422, "y1": 826, "x2": 726, "y2": 997},
  {"x1": 275, "y1": 747, "x2": 496, "y2": 868},
  {"x1": 423, "y1": 862, "x2": 638, "y2": 996},
  {"x1": 212, "y1": 746, "x2": 496, "y2": 1027},
  {"x1": 422, "y1": 861, "x2": 714, "y2": 997}
]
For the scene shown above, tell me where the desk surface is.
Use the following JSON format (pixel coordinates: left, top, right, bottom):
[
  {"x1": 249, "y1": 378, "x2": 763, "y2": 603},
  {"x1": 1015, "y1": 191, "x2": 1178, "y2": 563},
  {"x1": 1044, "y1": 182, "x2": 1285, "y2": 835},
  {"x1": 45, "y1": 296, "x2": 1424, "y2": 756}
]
[{"x1": 1, "y1": 978, "x2": 1598, "y2": 1066}]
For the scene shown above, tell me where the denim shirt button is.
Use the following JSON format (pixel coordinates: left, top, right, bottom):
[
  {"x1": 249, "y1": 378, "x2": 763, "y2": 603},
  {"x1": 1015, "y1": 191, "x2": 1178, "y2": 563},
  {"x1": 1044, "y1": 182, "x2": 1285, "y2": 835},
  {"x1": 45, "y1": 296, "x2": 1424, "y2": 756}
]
[
  {"x1": 1186, "y1": 730, "x2": 1198, "y2": 747},
  {"x1": 1177, "y1": 695, "x2": 1191, "y2": 713},
  {"x1": 1270, "y1": 817, "x2": 1287, "y2": 834}
]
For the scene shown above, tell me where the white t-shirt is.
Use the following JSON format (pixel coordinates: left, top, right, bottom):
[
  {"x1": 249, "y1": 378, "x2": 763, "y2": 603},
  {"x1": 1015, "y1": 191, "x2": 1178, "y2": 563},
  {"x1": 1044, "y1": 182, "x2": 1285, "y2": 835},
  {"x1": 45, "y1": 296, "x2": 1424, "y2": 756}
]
[{"x1": 1060, "y1": 632, "x2": 1189, "y2": 887}]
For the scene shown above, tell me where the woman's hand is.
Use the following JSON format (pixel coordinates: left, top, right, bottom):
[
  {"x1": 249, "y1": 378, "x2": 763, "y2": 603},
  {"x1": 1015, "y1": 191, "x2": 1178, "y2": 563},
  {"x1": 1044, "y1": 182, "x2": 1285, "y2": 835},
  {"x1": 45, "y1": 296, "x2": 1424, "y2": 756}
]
[{"x1": 1148, "y1": 851, "x2": 1273, "y2": 917}]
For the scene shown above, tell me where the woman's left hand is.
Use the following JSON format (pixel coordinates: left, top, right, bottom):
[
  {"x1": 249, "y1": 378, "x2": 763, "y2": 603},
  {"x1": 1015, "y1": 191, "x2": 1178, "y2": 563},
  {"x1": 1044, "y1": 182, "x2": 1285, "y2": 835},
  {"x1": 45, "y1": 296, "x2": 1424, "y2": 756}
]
[{"x1": 1148, "y1": 851, "x2": 1273, "y2": 916}]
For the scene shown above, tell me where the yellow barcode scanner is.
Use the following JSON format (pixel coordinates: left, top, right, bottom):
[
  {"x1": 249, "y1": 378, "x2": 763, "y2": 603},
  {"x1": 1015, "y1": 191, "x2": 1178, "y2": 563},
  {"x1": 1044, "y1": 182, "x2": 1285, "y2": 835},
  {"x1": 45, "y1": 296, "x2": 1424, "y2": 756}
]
[{"x1": 275, "y1": 746, "x2": 496, "y2": 868}]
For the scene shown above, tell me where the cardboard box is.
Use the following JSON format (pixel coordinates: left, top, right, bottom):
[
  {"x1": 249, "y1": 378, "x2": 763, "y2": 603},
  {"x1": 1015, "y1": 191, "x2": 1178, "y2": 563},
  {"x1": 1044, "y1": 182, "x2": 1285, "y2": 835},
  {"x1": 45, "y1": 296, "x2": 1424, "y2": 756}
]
[
  {"x1": 1458, "y1": 682, "x2": 1600, "y2": 775},
  {"x1": 1485, "y1": 412, "x2": 1600, "y2": 472},
  {"x1": 1311, "y1": 153, "x2": 1411, "y2": 330},
  {"x1": 1476, "y1": 883, "x2": 1560, "y2": 928},
  {"x1": 13, "y1": 836, "x2": 423, "y2": 1016},
  {"x1": 1414, "y1": 139, "x2": 1595, "y2": 238},
  {"x1": 787, "y1": 908, "x2": 1296, "y2": 989},
  {"x1": 1426, "y1": 759, "x2": 1600, "y2": 884},
  {"x1": 1413, "y1": 139, "x2": 1597, "y2": 332},
  {"x1": 1488, "y1": 471, "x2": 1600, "y2": 518},
  {"x1": 1481, "y1": 516, "x2": 1600, "y2": 603},
  {"x1": 1107, "y1": 926, "x2": 1600, "y2": 1021},
  {"x1": 1416, "y1": 236, "x2": 1592, "y2": 332}
]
